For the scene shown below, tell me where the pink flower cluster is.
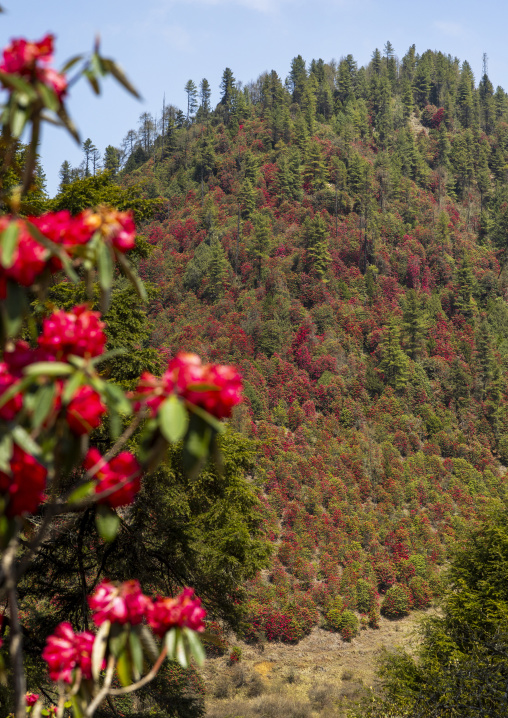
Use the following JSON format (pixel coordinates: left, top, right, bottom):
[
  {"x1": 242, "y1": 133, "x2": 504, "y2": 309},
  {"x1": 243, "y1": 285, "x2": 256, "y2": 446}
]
[
  {"x1": 42, "y1": 622, "x2": 94, "y2": 683},
  {"x1": 88, "y1": 580, "x2": 206, "y2": 636},
  {"x1": 83, "y1": 207, "x2": 136, "y2": 253},
  {"x1": 0, "y1": 444, "x2": 47, "y2": 517},
  {"x1": 38, "y1": 304, "x2": 106, "y2": 359},
  {"x1": 0, "y1": 34, "x2": 67, "y2": 99},
  {"x1": 25, "y1": 694, "x2": 39, "y2": 707},
  {"x1": 84, "y1": 449, "x2": 142, "y2": 508},
  {"x1": 88, "y1": 580, "x2": 151, "y2": 626},
  {"x1": 0, "y1": 209, "x2": 136, "y2": 297},
  {"x1": 133, "y1": 352, "x2": 243, "y2": 420},
  {"x1": 1, "y1": 306, "x2": 107, "y2": 437}
]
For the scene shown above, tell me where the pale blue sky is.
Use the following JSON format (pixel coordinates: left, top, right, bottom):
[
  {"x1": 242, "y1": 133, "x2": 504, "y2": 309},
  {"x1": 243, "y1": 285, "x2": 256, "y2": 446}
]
[{"x1": 3, "y1": 0, "x2": 508, "y2": 195}]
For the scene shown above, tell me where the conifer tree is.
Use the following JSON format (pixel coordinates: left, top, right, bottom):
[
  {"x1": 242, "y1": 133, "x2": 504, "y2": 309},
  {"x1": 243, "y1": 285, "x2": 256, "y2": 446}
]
[
  {"x1": 379, "y1": 321, "x2": 409, "y2": 390},
  {"x1": 184, "y1": 79, "x2": 198, "y2": 121},
  {"x1": 103, "y1": 145, "x2": 120, "y2": 175},
  {"x1": 304, "y1": 214, "x2": 331, "y2": 279},
  {"x1": 58, "y1": 160, "x2": 72, "y2": 188},
  {"x1": 199, "y1": 78, "x2": 211, "y2": 115},
  {"x1": 206, "y1": 235, "x2": 230, "y2": 302},
  {"x1": 303, "y1": 139, "x2": 328, "y2": 189},
  {"x1": 239, "y1": 177, "x2": 256, "y2": 219},
  {"x1": 288, "y1": 55, "x2": 307, "y2": 104},
  {"x1": 251, "y1": 212, "x2": 271, "y2": 282},
  {"x1": 402, "y1": 290, "x2": 426, "y2": 359}
]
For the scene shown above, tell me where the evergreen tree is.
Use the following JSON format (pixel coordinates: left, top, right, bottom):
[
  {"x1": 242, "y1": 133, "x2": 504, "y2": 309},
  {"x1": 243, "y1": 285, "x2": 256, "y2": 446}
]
[
  {"x1": 303, "y1": 139, "x2": 328, "y2": 189},
  {"x1": 199, "y1": 78, "x2": 211, "y2": 115},
  {"x1": 82, "y1": 138, "x2": 96, "y2": 177},
  {"x1": 239, "y1": 177, "x2": 256, "y2": 219},
  {"x1": 402, "y1": 290, "x2": 426, "y2": 359},
  {"x1": 206, "y1": 235, "x2": 230, "y2": 302},
  {"x1": 184, "y1": 79, "x2": 198, "y2": 121},
  {"x1": 304, "y1": 214, "x2": 331, "y2": 279},
  {"x1": 58, "y1": 160, "x2": 72, "y2": 189},
  {"x1": 379, "y1": 321, "x2": 409, "y2": 390},
  {"x1": 251, "y1": 212, "x2": 271, "y2": 282},
  {"x1": 103, "y1": 145, "x2": 121, "y2": 176},
  {"x1": 288, "y1": 54, "x2": 307, "y2": 104}
]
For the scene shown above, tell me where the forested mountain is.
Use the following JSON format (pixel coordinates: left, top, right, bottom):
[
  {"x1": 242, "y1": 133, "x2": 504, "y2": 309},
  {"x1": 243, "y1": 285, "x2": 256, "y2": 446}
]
[{"x1": 57, "y1": 43, "x2": 508, "y2": 643}]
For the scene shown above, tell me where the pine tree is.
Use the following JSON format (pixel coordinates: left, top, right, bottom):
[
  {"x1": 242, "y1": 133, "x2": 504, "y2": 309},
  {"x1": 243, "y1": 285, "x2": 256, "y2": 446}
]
[
  {"x1": 455, "y1": 259, "x2": 476, "y2": 319},
  {"x1": 184, "y1": 79, "x2": 198, "y2": 121},
  {"x1": 199, "y1": 78, "x2": 211, "y2": 115},
  {"x1": 103, "y1": 146, "x2": 121, "y2": 175},
  {"x1": 304, "y1": 214, "x2": 331, "y2": 279},
  {"x1": 58, "y1": 160, "x2": 72, "y2": 189},
  {"x1": 288, "y1": 55, "x2": 307, "y2": 104},
  {"x1": 402, "y1": 290, "x2": 426, "y2": 359},
  {"x1": 207, "y1": 235, "x2": 230, "y2": 302},
  {"x1": 82, "y1": 138, "x2": 96, "y2": 177},
  {"x1": 239, "y1": 177, "x2": 256, "y2": 219},
  {"x1": 379, "y1": 321, "x2": 409, "y2": 391},
  {"x1": 303, "y1": 139, "x2": 328, "y2": 189},
  {"x1": 251, "y1": 212, "x2": 271, "y2": 282}
]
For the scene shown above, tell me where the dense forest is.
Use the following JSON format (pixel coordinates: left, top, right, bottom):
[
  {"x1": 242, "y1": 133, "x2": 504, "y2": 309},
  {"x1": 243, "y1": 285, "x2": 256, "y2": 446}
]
[{"x1": 20, "y1": 41, "x2": 508, "y2": 715}]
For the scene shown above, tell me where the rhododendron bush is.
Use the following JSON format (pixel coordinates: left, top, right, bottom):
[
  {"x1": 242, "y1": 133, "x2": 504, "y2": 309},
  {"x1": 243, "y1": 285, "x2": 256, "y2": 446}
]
[{"x1": 0, "y1": 30, "x2": 242, "y2": 718}]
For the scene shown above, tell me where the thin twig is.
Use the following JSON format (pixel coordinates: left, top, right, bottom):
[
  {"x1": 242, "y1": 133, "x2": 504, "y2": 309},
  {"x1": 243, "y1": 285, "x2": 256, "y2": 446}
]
[
  {"x1": 109, "y1": 646, "x2": 167, "y2": 696},
  {"x1": 84, "y1": 655, "x2": 115, "y2": 718},
  {"x1": 5, "y1": 536, "x2": 26, "y2": 718}
]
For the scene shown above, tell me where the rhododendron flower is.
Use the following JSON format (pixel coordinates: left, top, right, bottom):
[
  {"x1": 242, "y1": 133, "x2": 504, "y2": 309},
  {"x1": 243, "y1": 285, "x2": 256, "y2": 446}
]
[
  {"x1": 0, "y1": 34, "x2": 67, "y2": 99},
  {"x1": 147, "y1": 588, "x2": 206, "y2": 637},
  {"x1": 38, "y1": 305, "x2": 106, "y2": 359},
  {"x1": 0, "y1": 364, "x2": 23, "y2": 421},
  {"x1": 25, "y1": 694, "x2": 39, "y2": 707},
  {"x1": 66, "y1": 386, "x2": 106, "y2": 435},
  {"x1": 84, "y1": 448, "x2": 142, "y2": 508},
  {"x1": 0, "y1": 445, "x2": 47, "y2": 517},
  {"x1": 131, "y1": 353, "x2": 242, "y2": 420},
  {"x1": 84, "y1": 207, "x2": 136, "y2": 253},
  {"x1": 31, "y1": 210, "x2": 94, "y2": 250},
  {"x1": 89, "y1": 580, "x2": 151, "y2": 626},
  {"x1": 0, "y1": 218, "x2": 48, "y2": 287},
  {"x1": 42, "y1": 622, "x2": 94, "y2": 683}
]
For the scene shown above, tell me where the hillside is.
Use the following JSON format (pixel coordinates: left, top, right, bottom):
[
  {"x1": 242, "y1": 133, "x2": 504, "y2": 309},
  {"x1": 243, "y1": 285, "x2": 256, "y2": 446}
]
[{"x1": 60, "y1": 45, "x2": 508, "y2": 645}]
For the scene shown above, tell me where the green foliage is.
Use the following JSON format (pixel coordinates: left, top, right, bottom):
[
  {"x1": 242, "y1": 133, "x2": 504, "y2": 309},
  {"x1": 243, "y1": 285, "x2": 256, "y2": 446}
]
[{"x1": 381, "y1": 584, "x2": 411, "y2": 619}]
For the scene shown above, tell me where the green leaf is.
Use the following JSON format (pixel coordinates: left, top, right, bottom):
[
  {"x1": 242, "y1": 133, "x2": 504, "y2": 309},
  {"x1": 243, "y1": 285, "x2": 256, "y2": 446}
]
[
  {"x1": 116, "y1": 650, "x2": 132, "y2": 687},
  {"x1": 0, "y1": 222, "x2": 19, "y2": 269},
  {"x1": 91, "y1": 348, "x2": 127, "y2": 366},
  {"x1": 187, "y1": 403, "x2": 224, "y2": 434},
  {"x1": 185, "y1": 427, "x2": 212, "y2": 460},
  {"x1": 37, "y1": 82, "x2": 59, "y2": 112},
  {"x1": 0, "y1": 72, "x2": 36, "y2": 97},
  {"x1": 165, "y1": 628, "x2": 179, "y2": 660},
  {"x1": 103, "y1": 382, "x2": 132, "y2": 415},
  {"x1": 159, "y1": 395, "x2": 188, "y2": 444},
  {"x1": 129, "y1": 630, "x2": 143, "y2": 679},
  {"x1": 101, "y1": 58, "x2": 141, "y2": 99},
  {"x1": 11, "y1": 107, "x2": 28, "y2": 138},
  {"x1": 2, "y1": 280, "x2": 27, "y2": 338},
  {"x1": 32, "y1": 383, "x2": 56, "y2": 430},
  {"x1": 67, "y1": 481, "x2": 95, "y2": 505},
  {"x1": 56, "y1": 103, "x2": 80, "y2": 144},
  {"x1": 115, "y1": 252, "x2": 147, "y2": 300},
  {"x1": 0, "y1": 376, "x2": 30, "y2": 412},
  {"x1": 0, "y1": 434, "x2": 13, "y2": 474},
  {"x1": 95, "y1": 505, "x2": 120, "y2": 543},
  {"x1": 62, "y1": 371, "x2": 85, "y2": 404},
  {"x1": 184, "y1": 627, "x2": 205, "y2": 667},
  {"x1": 61, "y1": 54, "x2": 84, "y2": 73},
  {"x1": 109, "y1": 624, "x2": 128, "y2": 658},
  {"x1": 12, "y1": 426, "x2": 42, "y2": 458},
  {"x1": 98, "y1": 241, "x2": 114, "y2": 291},
  {"x1": 176, "y1": 633, "x2": 188, "y2": 669},
  {"x1": 92, "y1": 620, "x2": 110, "y2": 681},
  {"x1": 138, "y1": 625, "x2": 159, "y2": 662},
  {"x1": 84, "y1": 69, "x2": 100, "y2": 96},
  {"x1": 23, "y1": 361, "x2": 73, "y2": 377},
  {"x1": 70, "y1": 695, "x2": 84, "y2": 718}
]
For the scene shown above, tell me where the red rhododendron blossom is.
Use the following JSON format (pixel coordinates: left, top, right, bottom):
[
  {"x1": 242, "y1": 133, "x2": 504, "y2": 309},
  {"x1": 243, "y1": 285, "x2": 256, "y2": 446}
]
[
  {"x1": 0, "y1": 34, "x2": 67, "y2": 98},
  {"x1": 66, "y1": 386, "x2": 106, "y2": 435},
  {"x1": 0, "y1": 364, "x2": 23, "y2": 420},
  {"x1": 89, "y1": 580, "x2": 151, "y2": 627},
  {"x1": 0, "y1": 218, "x2": 48, "y2": 287},
  {"x1": 25, "y1": 694, "x2": 39, "y2": 707},
  {"x1": 31, "y1": 211, "x2": 93, "y2": 250},
  {"x1": 2, "y1": 340, "x2": 52, "y2": 375},
  {"x1": 147, "y1": 588, "x2": 206, "y2": 637},
  {"x1": 132, "y1": 353, "x2": 242, "y2": 420},
  {"x1": 38, "y1": 305, "x2": 106, "y2": 359},
  {"x1": 42, "y1": 622, "x2": 94, "y2": 683},
  {"x1": 0, "y1": 445, "x2": 47, "y2": 517},
  {"x1": 84, "y1": 448, "x2": 142, "y2": 508},
  {"x1": 84, "y1": 207, "x2": 136, "y2": 253}
]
